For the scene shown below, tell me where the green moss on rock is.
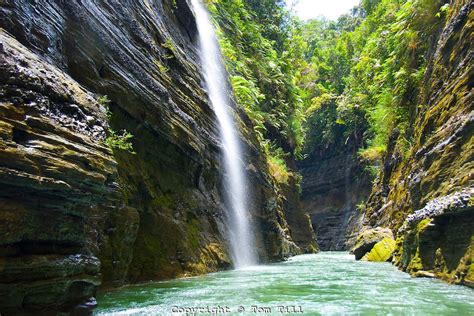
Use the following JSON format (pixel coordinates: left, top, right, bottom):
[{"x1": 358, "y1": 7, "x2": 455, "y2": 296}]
[
  {"x1": 351, "y1": 227, "x2": 394, "y2": 260},
  {"x1": 408, "y1": 250, "x2": 425, "y2": 273},
  {"x1": 364, "y1": 237, "x2": 396, "y2": 262}
]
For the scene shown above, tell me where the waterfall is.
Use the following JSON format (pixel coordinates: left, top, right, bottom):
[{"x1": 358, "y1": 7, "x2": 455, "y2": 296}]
[{"x1": 191, "y1": 0, "x2": 257, "y2": 268}]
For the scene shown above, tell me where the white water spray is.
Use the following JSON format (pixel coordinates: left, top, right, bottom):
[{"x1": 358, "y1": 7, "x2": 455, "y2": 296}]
[{"x1": 191, "y1": 0, "x2": 257, "y2": 268}]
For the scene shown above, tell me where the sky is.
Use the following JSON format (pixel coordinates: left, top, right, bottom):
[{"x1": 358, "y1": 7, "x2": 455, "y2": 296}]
[{"x1": 286, "y1": 0, "x2": 361, "y2": 21}]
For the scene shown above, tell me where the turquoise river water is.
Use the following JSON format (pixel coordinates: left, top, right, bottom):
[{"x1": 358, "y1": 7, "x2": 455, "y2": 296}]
[{"x1": 96, "y1": 252, "x2": 473, "y2": 315}]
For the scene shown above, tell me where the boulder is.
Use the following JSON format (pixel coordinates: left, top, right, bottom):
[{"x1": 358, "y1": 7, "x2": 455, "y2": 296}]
[
  {"x1": 351, "y1": 227, "x2": 394, "y2": 260},
  {"x1": 362, "y1": 237, "x2": 396, "y2": 262}
]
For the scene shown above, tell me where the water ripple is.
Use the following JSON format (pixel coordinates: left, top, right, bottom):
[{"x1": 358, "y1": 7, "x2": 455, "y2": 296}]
[{"x1": 96, "y1": 252, "x2": 474, "y2": 315}]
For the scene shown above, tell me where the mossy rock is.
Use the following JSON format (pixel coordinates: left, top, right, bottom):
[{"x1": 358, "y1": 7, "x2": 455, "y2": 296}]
[
  {"x1": 186, "y1": 243, "x2": 231, "y2": 276},
  {"x1": 351, "y1": 227, "x2": 394, "y2": 260},
  {"x1": 363, "y1": 237, "x2": 396, "y2": 262}
]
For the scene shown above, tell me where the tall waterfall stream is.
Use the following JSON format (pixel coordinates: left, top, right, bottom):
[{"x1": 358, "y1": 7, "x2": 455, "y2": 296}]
[{"x1": 191, "y1": 0, "x2": 256, "y2": 268}]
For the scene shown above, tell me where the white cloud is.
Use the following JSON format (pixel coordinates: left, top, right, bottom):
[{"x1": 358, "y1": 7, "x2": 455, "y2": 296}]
[{"x1": 286, "y1": 0, "x2": 361, "y2": 21}]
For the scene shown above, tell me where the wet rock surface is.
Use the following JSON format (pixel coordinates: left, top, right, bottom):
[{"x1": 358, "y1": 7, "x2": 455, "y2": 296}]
[
  {"x1": 0, "y1": 0, "x2": 312, "y2": 312},
  {"x1": 279, "y1": 173, "x2": 319, "y2": 254},
  {"x1": 402, "y1": 189, "x2": 473, "y2": 229}
]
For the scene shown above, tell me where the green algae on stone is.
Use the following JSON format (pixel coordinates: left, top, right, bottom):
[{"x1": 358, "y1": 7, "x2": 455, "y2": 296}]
[
  {"x1": 351, "y1": 227, "x2": 394, "y2": 260},
  {"x1": 364, "y1": 237, "x2": 396, "y2": 262},
  {"x1": 408, "y1": 250, "x2": 425, "y2": 273}
]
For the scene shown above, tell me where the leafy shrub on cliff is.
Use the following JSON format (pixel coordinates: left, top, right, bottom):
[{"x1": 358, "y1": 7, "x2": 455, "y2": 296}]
[
  {"x1": 268, "y1": 155, "x2": 290, "y2": 184},
  {"x1": 105, "y1": 130, "x2": 135, "y2": 153},
  {"x1": 98, "y1": 95, "x2": 136, "y2": 154},
  {"x1": 263, "y1": 142, "x2": 291, "y2": 184}
]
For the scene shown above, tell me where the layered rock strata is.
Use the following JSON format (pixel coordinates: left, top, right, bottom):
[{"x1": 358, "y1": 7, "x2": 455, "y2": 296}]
[{"x1": 298, "y1": 147, "x2": 371, "y2": 250}]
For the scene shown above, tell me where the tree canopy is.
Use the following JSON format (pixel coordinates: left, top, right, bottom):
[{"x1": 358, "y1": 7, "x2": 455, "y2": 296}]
[{"x1": 207, "y1": 0, "x2": 449, "y2": 180}]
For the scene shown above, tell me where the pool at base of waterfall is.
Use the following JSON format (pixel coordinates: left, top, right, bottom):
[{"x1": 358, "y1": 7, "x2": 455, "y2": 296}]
[{"x1": 95, "y1": 252, "x2": 473, "y2": 315}]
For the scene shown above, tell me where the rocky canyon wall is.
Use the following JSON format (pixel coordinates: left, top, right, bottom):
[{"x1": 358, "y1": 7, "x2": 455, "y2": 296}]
[
  {"x1": 0, "y1": 0, "x2": 315, "y2": 313},
  {"x1": 359, "y1": 0, "x2": 473, "y2": 287},
  {"x1": 298, "y1": 142, "x2": 372, "y2": 251}
]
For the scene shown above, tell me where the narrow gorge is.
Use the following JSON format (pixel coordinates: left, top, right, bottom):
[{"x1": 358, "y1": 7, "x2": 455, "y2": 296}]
[{"x1": 0, "y1": 0, "x2": 472, "y2": 314}]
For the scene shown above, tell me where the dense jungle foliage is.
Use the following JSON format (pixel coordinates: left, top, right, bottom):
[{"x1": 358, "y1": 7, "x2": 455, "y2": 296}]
[{"x1": 207, "y1": 0, "x2": 449, "y2": 182}]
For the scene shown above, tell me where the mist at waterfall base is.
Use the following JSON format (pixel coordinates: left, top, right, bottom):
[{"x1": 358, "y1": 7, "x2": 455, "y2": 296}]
[{"x1": 191, "y1": 0, "x2": 257, "y2": 268}]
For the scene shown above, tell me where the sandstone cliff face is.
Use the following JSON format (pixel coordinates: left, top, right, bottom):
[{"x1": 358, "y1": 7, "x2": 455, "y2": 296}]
[
  {"x1": 298, "y1": 146, "x2": 371, "y2": 250},
  {"x1": 0, "y1": 0, "x2": 313, "y2": 312},
  {"x1": 361, "y1": 0, "x2": 473, "y2": 286}
]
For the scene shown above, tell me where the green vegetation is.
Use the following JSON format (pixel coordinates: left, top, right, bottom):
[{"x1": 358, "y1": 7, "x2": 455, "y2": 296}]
[
  {"x1": 154, "y1": 59, "x2": 170, "y2": 74},
  {"x1": 97, "y1": 95, "x2": 111, "y2": 107},
  {"x1": 266, "y1": 148, "x2": 290, "y2": 184},
  {"x1": 105, "y1": 130, "x2": 135, "y2": 153},
  {"x1": 98, "y1": 95, "x2": 136, "y2": 154},
  {"x1": 207, "y1": 0, "x2": 306, "y2": 162},
  {"x1": 162, "y1": 38, "x2": 177, "y2": 59},
  {"x1": 207, "y1": 0, "x2": 447, "y2": 180},
  {"x1": 298, "y1": 0, "x2": 444, "y2": 166}
]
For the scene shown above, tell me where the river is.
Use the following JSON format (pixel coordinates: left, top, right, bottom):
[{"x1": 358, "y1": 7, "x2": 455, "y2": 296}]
[{"x1": 95, "y1": 252, "x2": 473, "y2": 315}]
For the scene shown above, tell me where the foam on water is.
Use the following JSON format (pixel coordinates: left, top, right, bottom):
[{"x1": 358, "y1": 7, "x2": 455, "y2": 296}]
[{"x1": 96, "y1": 252, "x2": 474, "y2": 315}]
